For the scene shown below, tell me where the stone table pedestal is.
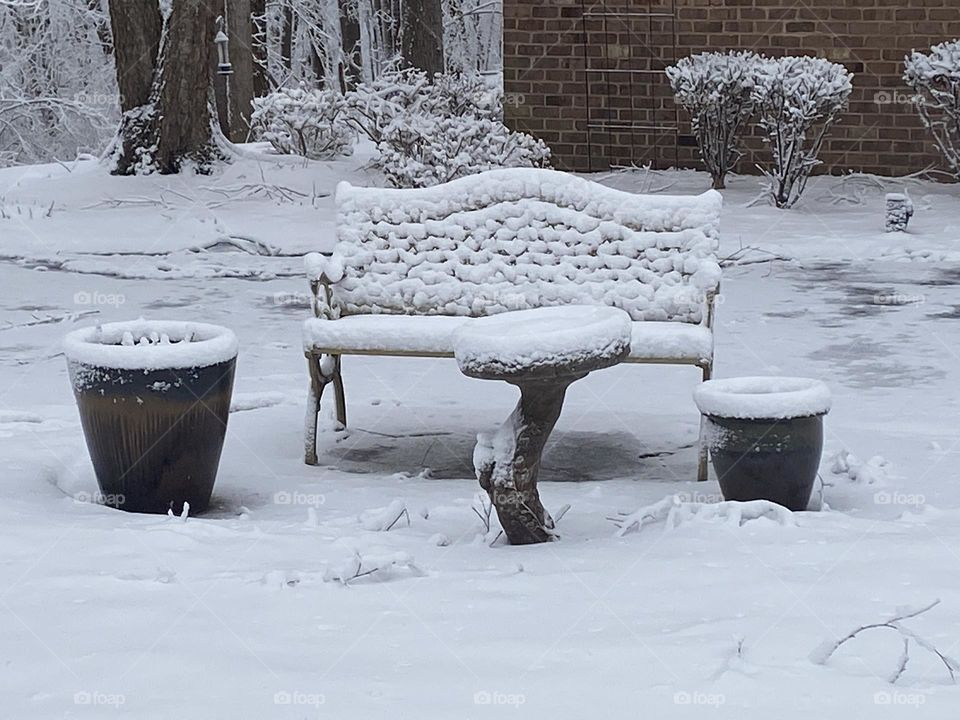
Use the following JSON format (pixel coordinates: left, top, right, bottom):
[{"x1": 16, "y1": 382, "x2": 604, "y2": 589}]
[{"x1": 454, "y1": 306, "x2": 632, "y2": 545}]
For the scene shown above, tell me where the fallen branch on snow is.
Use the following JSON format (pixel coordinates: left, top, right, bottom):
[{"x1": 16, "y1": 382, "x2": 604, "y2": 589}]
[
  {"x1": 323, "y1": 552, "x2": 422, "y2": 585},
  {"x1": 810, "y1": 599, "x2": 960, "y2": 683}
]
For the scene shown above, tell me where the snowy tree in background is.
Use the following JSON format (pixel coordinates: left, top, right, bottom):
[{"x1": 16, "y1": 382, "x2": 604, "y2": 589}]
[
  {"x1": 0, "y1": 0, "x2": 501, "y2": 168},
  {"x1": 904, "y1": 39, "x2": 960, "y2": 179},
  {"x1": 444, "y1": 0, "x2": 501, "y2": 77},
  {"x1": 667, "y1": 51, "x2": 762, "y2": 190},
  {"x1": 754, "y1": 56, "x2": 853, "y2": 209},
  {"x1": 0, "y1": 0, "x2": 116, "y2": 165}
]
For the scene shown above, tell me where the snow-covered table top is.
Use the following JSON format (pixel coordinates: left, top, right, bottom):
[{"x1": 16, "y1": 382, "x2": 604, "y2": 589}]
[{"x1": 453, "y1": 306, "x2": 632, "y2": 381}]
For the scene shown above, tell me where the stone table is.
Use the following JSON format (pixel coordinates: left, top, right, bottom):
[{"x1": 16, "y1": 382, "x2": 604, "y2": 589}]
[{"x1": 453, "y1": 306, "x2": 632, "y2": 545}]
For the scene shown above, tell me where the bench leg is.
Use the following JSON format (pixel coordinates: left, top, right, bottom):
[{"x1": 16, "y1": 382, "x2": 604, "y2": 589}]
[
  {"x1": 304, "y1": 353, "x2": 329, "y2": 466},
  {"x1": 331, "y1": 355, "x2": 346, "y2": 427},
  {"x1": 697, "y1": 414, "x2": 710, "y2": 482},
  {"x1": 697, "y1": 362, "x2": 713, "y2": 482}
]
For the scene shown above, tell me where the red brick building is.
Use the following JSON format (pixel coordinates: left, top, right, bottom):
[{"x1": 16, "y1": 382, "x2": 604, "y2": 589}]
[{"x1": 503, "y1": 0, "x2": 960, "y2": 176}]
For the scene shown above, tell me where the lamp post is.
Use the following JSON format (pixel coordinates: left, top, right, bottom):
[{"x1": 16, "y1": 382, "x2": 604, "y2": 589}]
[{"x1": 214, "y1": 16, "x2": 234, "y2": 137}]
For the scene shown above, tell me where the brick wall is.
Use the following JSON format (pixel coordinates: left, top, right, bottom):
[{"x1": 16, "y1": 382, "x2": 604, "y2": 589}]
[{"x1": 503, "y1": 0, "x2": 960, "y2": 177}]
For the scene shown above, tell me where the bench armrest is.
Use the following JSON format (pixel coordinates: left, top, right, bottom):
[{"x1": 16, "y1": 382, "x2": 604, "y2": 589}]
[{"x1": 305, "y1": 252, "x2": 344, "y2": 320}]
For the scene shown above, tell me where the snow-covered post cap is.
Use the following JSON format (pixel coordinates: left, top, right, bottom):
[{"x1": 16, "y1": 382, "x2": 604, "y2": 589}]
[
  {"x1": 305, "y1": 252, "x2": 344, "y2": 284},
  {"x1": 694, "y1": 376, "x2": 831, "y2": 420},
  {"x1": 885, "y1": 192, "x2": 914, "y2": 233}
]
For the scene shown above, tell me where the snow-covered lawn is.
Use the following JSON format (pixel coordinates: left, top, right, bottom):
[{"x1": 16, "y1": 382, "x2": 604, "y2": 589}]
[{"x1": 2, "y1": 151, "x2": 960, "y2": 717}]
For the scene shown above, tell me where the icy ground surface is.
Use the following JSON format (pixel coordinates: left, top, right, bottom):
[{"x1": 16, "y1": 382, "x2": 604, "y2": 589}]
[{"x1": 3, "y1": 154, "x2": 960, "y2": 717}]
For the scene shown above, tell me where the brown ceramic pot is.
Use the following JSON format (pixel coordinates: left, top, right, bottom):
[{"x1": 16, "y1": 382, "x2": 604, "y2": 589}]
[{"x1": 65, "y1": 321, "x2": 238, "y2": 514}]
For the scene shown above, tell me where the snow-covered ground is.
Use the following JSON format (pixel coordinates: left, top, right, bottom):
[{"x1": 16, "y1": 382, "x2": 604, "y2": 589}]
[{"x1": 3, "y1": 150, "x2": 960, "y2": 718}]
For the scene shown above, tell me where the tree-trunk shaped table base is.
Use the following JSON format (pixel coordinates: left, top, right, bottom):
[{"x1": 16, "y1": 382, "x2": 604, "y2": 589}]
[{"x1": 454, "y1": 306, "x2": 632, "y2": 545}]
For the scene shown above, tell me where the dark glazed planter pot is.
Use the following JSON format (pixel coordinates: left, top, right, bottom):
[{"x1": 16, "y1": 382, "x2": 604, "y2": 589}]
[
  {"x1": 694, "y1": 377, "x2": 831, "y2": 512},
  {"x1": 64, "y1": 321, "x2": 238, "y2": 515}
]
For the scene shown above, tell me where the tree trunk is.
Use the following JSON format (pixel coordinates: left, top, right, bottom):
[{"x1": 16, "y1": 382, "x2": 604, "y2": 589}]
[
  {"x1": 108, "y1": 0, "x2": 162, "y2": 113},
  {"x1": 338, "y1": 0, "x2": 361, "y2": 92},
  {"x1": 401, "y1": 0, "x2": 444, "y2": 75},
  {"x1": 112, "y1": 0, "x2": 222, "y2": 175},
  {"x1": 250, "y1": 0, "x2": 269, "y2": 97},
  {"x1": 227, "y1": 0, "x2": 256, "y2": 141},
  {"x1": 280, "y1": 5, "x2": 294, "y2": 74}
]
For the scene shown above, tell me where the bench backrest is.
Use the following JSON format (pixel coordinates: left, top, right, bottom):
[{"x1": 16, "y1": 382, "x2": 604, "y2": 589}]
[{"x1": 323, "y1": 168, "x2": 722, "y2": 324}]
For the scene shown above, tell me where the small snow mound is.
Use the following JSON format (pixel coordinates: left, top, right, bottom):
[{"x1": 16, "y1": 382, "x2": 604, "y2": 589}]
[
  {"x1": 262, "y1": 570, "x2": 302, "y2": 589},
  {"x1": 323, "y1": 552, "x2": 420, "y2": 584},
  {"x1": 358, "y1": 499, "x2": 409, "y2": 531},
  {"x1": 428, "y1": 533, "x2": 449, "y2": 547},
  {"x1": 615, "y1": 495, "x2": 795, "y2": 537},
  {"x1": 830, "y1": 449, "x2": 892, "y2": 485}
]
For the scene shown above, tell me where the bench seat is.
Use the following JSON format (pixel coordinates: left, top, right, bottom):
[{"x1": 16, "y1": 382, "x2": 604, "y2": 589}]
[{"x1": 303, "y1": 315, "x2": 713, "y2": 365}]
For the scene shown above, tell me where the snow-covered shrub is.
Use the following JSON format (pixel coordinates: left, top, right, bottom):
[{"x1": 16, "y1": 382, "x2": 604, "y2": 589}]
[
  {"x1": 345, "y1": 69, "x2": 547, "y2": 188},
  {"x1": 345, "y1": 68, "x2": 498, "y2": 143},
  {"x1": 376, "y1": 113, "x2": 550, "y2": 188},
  {"x1": 904, "y1": 40, "x2": 960, "y2": 178},
  {"x1": 666, "y1": 51, "x2": 763, "y2": 189},
  {"x1": 250, "y1": 87, "x2": 354, "y2": 160},
  {"x1": 344, "y1": 68, "x2": 432, "y2": 143},
  {"x1": 753, "y1": 56, "x2": 853, "y2": 209}
]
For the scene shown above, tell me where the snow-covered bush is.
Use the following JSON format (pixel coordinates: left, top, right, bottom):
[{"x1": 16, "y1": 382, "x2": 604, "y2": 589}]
[
  {"x1": 753, "y1": 56, "x2": 853, "y2": 209},
  {"x1": 377, "y1": 113, "x2": 550, "y2": 188},
  {"x1": 345, "y1": 68, "x2": 498, "y2": 143},
  {"x1": 345, "y1": 69, "x2": 548, "y2": 188},
  {"x1": 904, "y1": 40, "x2": 960, "y2": 178},
  {"x1": 667, "y1": 51, "x2": 763, "y2": 189},
  {"x1": 250, "y1": 87, "x2": 355, "y2": 160}
]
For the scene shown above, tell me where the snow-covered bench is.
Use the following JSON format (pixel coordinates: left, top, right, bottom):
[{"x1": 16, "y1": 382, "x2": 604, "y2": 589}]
[{"x1": 303, "y1": 168, "x2": 723, "y2": 479}]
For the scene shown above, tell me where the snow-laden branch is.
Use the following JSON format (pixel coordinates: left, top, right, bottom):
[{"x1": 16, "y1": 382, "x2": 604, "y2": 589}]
[{"x1": 811, "y1": 599, "x2": 960, "y2": 684}]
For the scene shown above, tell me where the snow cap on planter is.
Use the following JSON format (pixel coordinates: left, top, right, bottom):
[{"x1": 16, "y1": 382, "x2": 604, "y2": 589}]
[
  {"x1": 64, "y1": 319, "x2": 238, "y2": 377},
  {"x1": 693, "y1": 376, "x2": 831, "y2": 420}
]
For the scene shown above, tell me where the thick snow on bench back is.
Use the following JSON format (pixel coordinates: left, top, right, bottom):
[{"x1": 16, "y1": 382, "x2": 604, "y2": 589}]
[{"x1": 331, "y1": 168, "x2": 722, "y2": 323}]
